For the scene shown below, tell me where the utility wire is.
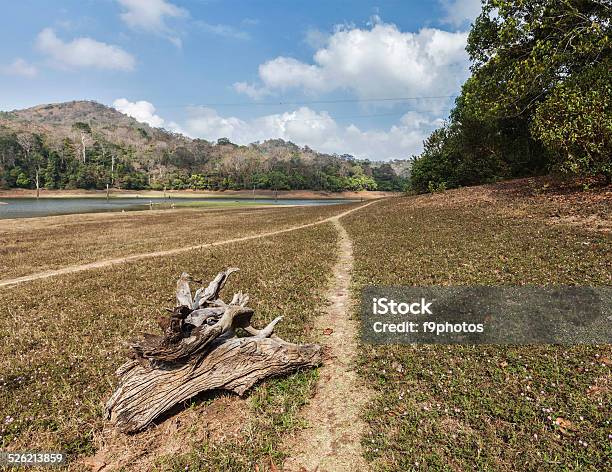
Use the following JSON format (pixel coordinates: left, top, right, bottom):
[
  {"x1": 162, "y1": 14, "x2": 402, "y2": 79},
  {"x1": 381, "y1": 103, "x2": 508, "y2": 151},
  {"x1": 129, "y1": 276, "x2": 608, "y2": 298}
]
[
  {"x1": 266, "y1": 109, "x2": 445, "y2": 124},
  {"x1": 154, "y1": 95, "x2": 458, "y2": 109}
]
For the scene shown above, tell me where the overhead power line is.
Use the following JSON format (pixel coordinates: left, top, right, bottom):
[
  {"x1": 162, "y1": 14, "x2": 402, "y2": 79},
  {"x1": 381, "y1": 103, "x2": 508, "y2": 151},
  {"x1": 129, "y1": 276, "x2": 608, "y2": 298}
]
[
  {"x1": 154, "y1": 95, "x2": 458, "y2": 109},
  {"x1": 270, "y1": 109, "x2": 448, "y2": 124}
]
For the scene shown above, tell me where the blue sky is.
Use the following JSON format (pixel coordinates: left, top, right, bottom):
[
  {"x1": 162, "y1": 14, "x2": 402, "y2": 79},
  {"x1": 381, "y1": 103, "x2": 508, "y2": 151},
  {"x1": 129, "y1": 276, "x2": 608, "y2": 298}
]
[{"x1": 0, "y1": 0, "x2": 482, "y2": 160}]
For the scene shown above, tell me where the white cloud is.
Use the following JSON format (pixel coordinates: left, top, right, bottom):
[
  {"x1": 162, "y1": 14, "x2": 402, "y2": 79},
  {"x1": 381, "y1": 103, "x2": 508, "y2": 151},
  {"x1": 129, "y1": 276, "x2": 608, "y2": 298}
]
[
  {"x1": 117, "y1": 0, "x2": 187, "y2": 30},
  {"x1": 232, "y1": 81, "x2": 270, "y2": 100},
  {"x1": 116, "y1": 0, "x2": 188, "y2": 45},
  {"x1": 182, "y1": 106, "x2": 441, "y2": 160},
  {"x1": 304, "y1": 28, "x2": 329, "y2": 49},
  {"x1": 113, "y1": 98, "x2": 166, "y2": 127},
  {"x1": 235, "y1": 54, "x2": 330, "y2": 99},
  {"x1": 197, "y1": 21, "x2": 250, "y2": 40},
  {"x1": 241, "y1": 18, "x2": 259, "y2": 26},
  {"x1": 166, "y1": 121, "x2": 189, "y2": 136},
  {"x1": 440, "y1": 0, "x2": 482, "y2": 27},
  {"x1": 1, "y1": 58, "x2": 37, "y2": 77},
  {"x1": 36, "y1": 28, "x2": 135, "y2": 71},
  {"x1": 234, "y1": 21, "x2": 469, "y2": 100},
  {"x1": 109, "y1": 96, "x2": 445, "y2": 159}
]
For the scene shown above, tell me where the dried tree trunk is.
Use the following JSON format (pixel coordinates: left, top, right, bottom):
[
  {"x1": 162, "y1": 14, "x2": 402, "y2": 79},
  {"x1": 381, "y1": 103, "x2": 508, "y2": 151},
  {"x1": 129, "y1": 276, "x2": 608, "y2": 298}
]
[{"x1": 106, "y1": 268, "x2": 321, "y2": 433}]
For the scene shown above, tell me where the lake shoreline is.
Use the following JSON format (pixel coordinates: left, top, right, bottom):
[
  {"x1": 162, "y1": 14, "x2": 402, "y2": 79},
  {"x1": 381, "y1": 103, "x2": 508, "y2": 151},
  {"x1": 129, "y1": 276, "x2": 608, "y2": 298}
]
[
  {"x1": 0, "y1": 195, "x2": 361, "y2": 219},
  {"x1": 0, "y1": 188, "x2": 397, "y2": 200}
]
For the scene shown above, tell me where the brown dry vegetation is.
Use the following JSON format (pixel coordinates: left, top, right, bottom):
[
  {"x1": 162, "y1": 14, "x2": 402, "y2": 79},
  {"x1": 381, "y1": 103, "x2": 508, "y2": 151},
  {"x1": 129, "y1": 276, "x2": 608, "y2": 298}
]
[
  {"x1": 0, "y1": 203, "x2": 356, "y2": 279},
  {"x1": 0, "y1": 222, "x2": 338, "y2": 471},
  {"x1": 0, "y1": 101, "x2": 410, "y2": 193},
  {"x1": 1, "y1": 175, "x2": 609, "y2": 471},
  {"x1": 344, "y1": 177, "x2": 611, "y2": 471},
  {"x1": 409, "y1": 176, "x2": 611, "y2": 233}
]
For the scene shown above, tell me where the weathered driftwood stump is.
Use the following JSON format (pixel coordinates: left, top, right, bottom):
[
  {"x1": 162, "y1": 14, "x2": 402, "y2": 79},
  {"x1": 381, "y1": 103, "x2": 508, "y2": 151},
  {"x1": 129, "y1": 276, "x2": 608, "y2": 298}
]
[{"x1": 106, "y1": 268, "x2": 321, "y2": 433}]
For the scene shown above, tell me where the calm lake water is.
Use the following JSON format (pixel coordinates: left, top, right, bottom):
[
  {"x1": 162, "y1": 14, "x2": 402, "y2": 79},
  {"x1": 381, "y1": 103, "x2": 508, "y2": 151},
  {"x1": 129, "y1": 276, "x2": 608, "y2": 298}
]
[{"x1": 0, "y1": 197, "x2": 355, "y2": 219}]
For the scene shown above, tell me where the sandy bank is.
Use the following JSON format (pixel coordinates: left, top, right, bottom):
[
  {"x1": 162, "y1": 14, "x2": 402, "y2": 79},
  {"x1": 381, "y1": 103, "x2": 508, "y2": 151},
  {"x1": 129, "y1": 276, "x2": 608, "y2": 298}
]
[{"x1": 0, "y1": 188, "x2": 398, "y2": 200}]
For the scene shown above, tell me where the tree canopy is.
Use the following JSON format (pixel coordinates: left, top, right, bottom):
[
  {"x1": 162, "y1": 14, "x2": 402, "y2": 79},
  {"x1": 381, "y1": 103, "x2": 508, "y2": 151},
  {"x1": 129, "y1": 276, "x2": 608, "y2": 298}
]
[
  {"x1": 0, "y1": 128, "x2": 406, "y2": 192},
  {"x1": 411, "y1": 0, "x2": 611, "y2": 193}
]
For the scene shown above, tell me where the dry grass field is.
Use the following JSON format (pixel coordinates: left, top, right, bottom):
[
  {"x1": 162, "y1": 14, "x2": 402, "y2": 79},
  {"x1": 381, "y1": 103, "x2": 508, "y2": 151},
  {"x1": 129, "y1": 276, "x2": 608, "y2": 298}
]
[
  {"x1": 0, "y1": 203, "x2": 356, "y2": 279},
  {"x1": 0, "y1": 219, "x2": 339, "y2": 470},
  {"x1": 0, "y1": 177, "x2": 609, "y2": 471},
  {"x1": 343, "y1": 178, "x2": 611, "y2": 471}
]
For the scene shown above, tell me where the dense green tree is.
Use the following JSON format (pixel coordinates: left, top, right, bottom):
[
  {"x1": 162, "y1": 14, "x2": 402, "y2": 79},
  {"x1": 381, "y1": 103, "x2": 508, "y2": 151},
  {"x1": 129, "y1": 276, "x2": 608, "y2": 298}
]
[
  {"x1": 411, "y1": 0, "x2": 611, "y2": 193},
  {"x1": 410, "y1": 127, "x2": 458, "y2": 193},
  {"x1": 372, "y1": 163, "x2": 400, "y2": 191},
  {"x1": 119, "y1": 171, "x2": 148, "y2": 190},
  {"x1": 532, "y1": 62, "x2": 611, "y2": 179},
  {"x1": 189, "y1": 173, "x2": 209, "y2": 190},
  {"x1": 465, "y1": 0, "x2": 610, "y2": 178},
  {"x1": 0, "y1": 124, "x2": 407, "y2": 193},
  {"x1": 346, "y1": 165, "x2": 378, "y2": 191},
  {"x1": 15, "y1": 169, "x2": 31, "y2": 188},
  {"x1": 267, "y1": 170, "x2": 291, "y2": 191},
  {"x1": 43, "y1": 151, "x2": 63, "y2": 189},
  {"x1": 72, "y1": 122, "x2": 92, "y2": 134}
]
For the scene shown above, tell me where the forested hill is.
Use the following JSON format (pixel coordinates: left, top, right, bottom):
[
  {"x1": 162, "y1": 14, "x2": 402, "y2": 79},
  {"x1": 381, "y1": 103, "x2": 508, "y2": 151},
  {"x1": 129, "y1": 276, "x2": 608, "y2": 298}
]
[{"x1": 0, "y1": 101, "x2": 409, "y2": 192}]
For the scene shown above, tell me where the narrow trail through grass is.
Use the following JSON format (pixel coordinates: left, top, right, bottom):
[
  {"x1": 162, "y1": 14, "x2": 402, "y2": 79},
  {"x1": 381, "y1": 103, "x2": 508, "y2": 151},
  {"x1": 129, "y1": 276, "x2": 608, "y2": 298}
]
[
  {"x1": 344, "y1": 182, "x2": 611, "y2": 471},
  {"x1": 284, "y1": 218, "x2": 371, "y2": 472},
  {"x1": 0, "y1": 202, "x2": 377, "y2": 288},
  {"x1": 0, "y1": 222, "x2": 340, "y2": 470},
  {"x1": 0, "y1": 200, "x2": 379, "y2": 470}
]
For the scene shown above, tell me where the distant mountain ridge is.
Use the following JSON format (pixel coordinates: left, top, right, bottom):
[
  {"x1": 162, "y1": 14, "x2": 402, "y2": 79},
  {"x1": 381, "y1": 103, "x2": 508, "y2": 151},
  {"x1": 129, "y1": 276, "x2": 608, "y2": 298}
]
[{"x1": 0, "y1": 101, "x2": 410, "y2": 192}]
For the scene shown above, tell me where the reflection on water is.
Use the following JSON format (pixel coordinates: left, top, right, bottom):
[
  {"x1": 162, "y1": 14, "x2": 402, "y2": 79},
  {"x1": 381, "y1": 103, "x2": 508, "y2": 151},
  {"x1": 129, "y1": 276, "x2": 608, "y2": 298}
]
[{"x1": 0, "y1": 197, "x2": 354, "y2": 219}]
